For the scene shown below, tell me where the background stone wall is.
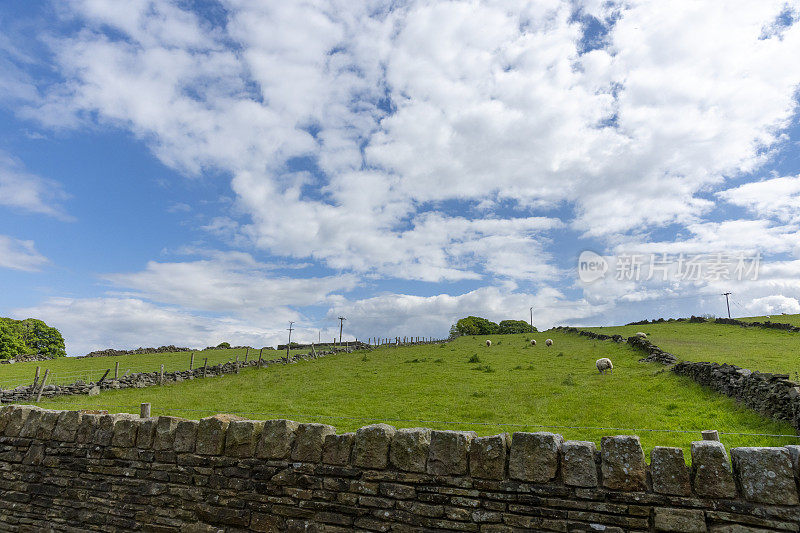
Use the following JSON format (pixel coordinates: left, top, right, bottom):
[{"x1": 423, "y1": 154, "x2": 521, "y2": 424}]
[{"x1": 1, "y1": 405, "x2": 799, "y2": 532}]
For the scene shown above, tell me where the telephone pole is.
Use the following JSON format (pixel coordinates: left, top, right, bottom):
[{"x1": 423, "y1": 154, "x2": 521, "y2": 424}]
[
  {"x1": 338, "y1": 316, "x2": 346, "y2": 344},
  {"x1": 722, "y1": 292, "x2": 732, "y2": 319},
  {"x1": 286, "y1": 321, "x2": 294, "y2": 358},
  {"x1": 530, "y1": 306, "x2": 534, "y2": 333}
]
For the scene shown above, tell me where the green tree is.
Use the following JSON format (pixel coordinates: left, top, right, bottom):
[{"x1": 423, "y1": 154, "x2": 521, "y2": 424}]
[
  {"x1": 0, "y1": 321, "x2": 27, "y2": 360},
  {"x1": 18, "y1": 318, "x2": 66, "y2": 358},
  {"x1": 498, "y1": 320, "x2": 536, "y2": 334},
  {"x1": 455, "y1": 316, "x2": 499, "y2": 335}
]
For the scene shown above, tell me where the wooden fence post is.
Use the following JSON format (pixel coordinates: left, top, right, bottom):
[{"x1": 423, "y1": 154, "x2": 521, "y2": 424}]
[
  {"x1": 35, "y1": 369, "x2": 50, "y2": 402},
  {"x1": 702, "y1": 430, "x2": 720, "y2": 441},
  {"x1": 235, "y1": 354, "x2": 240, "y2": 374},
  {"x1": 32, "y1": 366, "x2": 41, "y2": 390},
  {"x1": 189, "y1": 352, "x2": 195, "y2": 371},
  {"x1": 258, "y1": 348, "x2": 263, "y2": 367},
  {"x1": 245, "y1": 347, "x2": 249, "y2": 363},
  {"x1": 311, "y1": 343, "x2": 316, "y2": 358},
  {"x1": 114, "y1": 361, "x2": 119, "y2": 379},
  {"x1": 140, "y1": 403, "x2": 151, "y2": 418},
  {"x1": 203, "y1": 358, "x2": 208, "y2": 378},
  {"x1": 159, "y1": 364, "x2": 164, "y2": 385}
]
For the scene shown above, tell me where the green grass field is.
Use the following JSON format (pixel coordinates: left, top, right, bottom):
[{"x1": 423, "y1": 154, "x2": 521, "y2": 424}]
[
  {"x1": 586, "y1": 319, "x2": 800, "y2": 376},
  {"x1": 739, "y1": 313, "x2": 800, "y2": 327},
  {"x1": 32, "y1": 331, "x2": 797, "y2": 455},
  {"x1": 0, "y1": 347, "x2": 307, "y2": 389}
]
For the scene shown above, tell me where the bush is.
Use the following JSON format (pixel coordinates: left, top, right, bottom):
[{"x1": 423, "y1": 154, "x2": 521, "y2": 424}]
[
  {"x1": 498, "y1": 319, "x2": 535, "y2": 334},
  {"x1": 0, "y1": 321, "x2": 27, "y2": 360},
  {"x1": 455, "y1": 316, "x2": 499, "y2": 335},
  {"x1": 0, "y1": 317, "x2": 66, "y2": 359},
  {"x1": 216, "y1": 342, "x2": 231, "y2": 349}
]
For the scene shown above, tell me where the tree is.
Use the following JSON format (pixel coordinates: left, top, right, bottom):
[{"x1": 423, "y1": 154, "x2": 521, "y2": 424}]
[
  {"x1": 0, "y1": 321, "x2": 27, "y2": 360},
  {"x1": 498, "y1": 320, "x2": 536, "y2": 334},
  {"x1": 18, "y1": 318, "x2": 66, "y2": 358},
  {"x1": 454, "y1": 316, "x2": 499, "y2": 336}
]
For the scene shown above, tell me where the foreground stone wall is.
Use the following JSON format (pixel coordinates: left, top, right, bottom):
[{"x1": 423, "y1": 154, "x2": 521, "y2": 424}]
[{"x1": 1, "y1": 406, "x2": 799, "y2": 532}]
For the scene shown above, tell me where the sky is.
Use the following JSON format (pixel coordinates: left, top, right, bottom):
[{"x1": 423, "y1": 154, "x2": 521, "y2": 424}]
[{"x1": 1, "y1": 0, "x2": 800, "y2": 356}]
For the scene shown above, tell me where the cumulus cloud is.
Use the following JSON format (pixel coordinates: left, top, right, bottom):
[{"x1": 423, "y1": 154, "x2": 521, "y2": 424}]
[
  {"x1": 0, "y1": 151, "x2": 71, "y2": 219},
  {"x1": 18, "y1": 0, "x2": 798, "y2": 284},
  {"x1": 718, "y1": 175, "x2": 800, "y2": 223},
  {"x1": 0, "y1": 235, "x2": 48, "y2": 271}
]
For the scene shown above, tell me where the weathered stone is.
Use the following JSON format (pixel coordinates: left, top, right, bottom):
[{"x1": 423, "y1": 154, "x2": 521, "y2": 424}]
[
  {"x1": 196, "y1": 414, "x2": 241, "y2": 455},
  {"x1": 173, "y1": 420, "x2": 199, "y2": 453},
  {"x1": 153, "y1": 416, "x2": 183, "y2": 450},
  {"x1": 111, "y1": 416, "x2": 142, "y2": 448},
  {"x1": 653, "y1": 508, "x2": 706, "y2": 532},
  {"x1": 390, "y1": 428, "x2": 431, "y2": 473},
  {"x1": 18, "y1": 407, "x2": 44, "y2": 438},
  {"x1": 225, "y1": 420, "x2": 264, "y2": 458},
  {"x1": 3, "y1": 405, "x2": 38, "y2": 436},
  {"x1": 427, "y1": 430, "x2": 476, "y2": 476},
  {"x1": 257, "y1": 419, "x2": 299, "y2": 459},
  {"x1": 601, "y1": 435, "x2": 647, "y2": 491},
  {"x1": 651, "y1": 447, "x2": 691, "y2": 496},
  {"x1": 561, "y1": 440, "x2": 598, "y2": 487},
  {"x1": 292, "y1": 423, "x2": 336, "y2": 462},
  {"x1": 52, "y1": 410, "x2": 82, "y2": 442},
  {"x1": 691, "y1": 440, "x2": 737, "y2": 498},
  {"x1": 353, "y1": 424, "x2": 396, "y2": 469},
  {"x1": 323, "y1": 433, "x2": 354, "y2": 465},
  {"x1": 136, "y1": 418, "x2": 157, "y2": 449},
  {"x1": 784, "y1": 444, "x2": 800, "y2": 479},
  {"x1": 33, "y1": 409, "x2": 61, "y2": 439},
  {"x1": 509, "y1": 432, "x2": 563, "y2": 483},
  {"x1": 75, "y1": 413, "x2": 101, "y2": 444},
  {"x1": 469, "y1": 433, "x2": 508, "y2": 480},
  {"x1": 93, "y1": 414, "x2": 118, "y2": 445},
  {"x1": 731, "y1": 447, "x2": 798, "y2": 505}
]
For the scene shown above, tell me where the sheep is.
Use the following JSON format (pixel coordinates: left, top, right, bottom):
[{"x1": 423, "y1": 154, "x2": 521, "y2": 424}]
[
  {"x1": 545, "y1": 339, "x2": 553, "y2": 347},
  {"x1": 530, "y1": 339, "x2": 537, "y2": 346},
  {"x1": 596, "y1": 358, "x2": 613, "y2": 374},
  {"x1": 635, "y1": 332, "x2": 647, "y2": 338},
  {"x1": 486, "y1": 340, "x2": 492, "y2": 347}
]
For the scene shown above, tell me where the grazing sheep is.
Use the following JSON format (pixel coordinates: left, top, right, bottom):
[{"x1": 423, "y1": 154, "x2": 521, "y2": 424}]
[
  {"x1": 596, "y1": 358, "x2": 613, "y2": 374},
  {"x1": 530, "y1": 339, "x2": 537, "y2": 346},
  {"x1": 545, "y1": 339, "x2": 553, "y2": 347},
  {"x1": 486, "y1": 340, "x2": 492, "y2": 347},
  {"x1": 635, "y1": 332, "x2": 647, "y2": 338}
]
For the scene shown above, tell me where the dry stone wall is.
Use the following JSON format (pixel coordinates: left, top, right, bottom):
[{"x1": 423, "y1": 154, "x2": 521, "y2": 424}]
[{"x1": 1, "y1": 405, "x2": 800, "y2": 532}]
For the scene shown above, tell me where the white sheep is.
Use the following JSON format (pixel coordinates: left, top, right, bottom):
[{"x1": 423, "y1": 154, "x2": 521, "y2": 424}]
[
  {"x1": 545, "y1": 338, "x2": 553, "y2": 347},
  {"x1": 635, "y1": 332, "x2": 647, "y2": 338},
  {"x1": 486, "y1": 340, "x2": 492, "y2": 347},
  {"x1": 596, "y1": 358, "x2": 613, "y2": 374},
  {"x1": 530, "y1": 339, "x2": 537, "y2": 346}
]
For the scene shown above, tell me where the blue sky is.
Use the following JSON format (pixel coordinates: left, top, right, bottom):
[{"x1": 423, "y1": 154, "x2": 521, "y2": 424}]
[{"x1": 1, "y1": 1, "x2": 800, "y2": 355}]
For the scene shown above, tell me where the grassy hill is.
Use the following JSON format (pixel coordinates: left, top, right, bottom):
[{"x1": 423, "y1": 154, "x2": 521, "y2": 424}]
[
  {"x1": 585, "y1": 318, "x2": 800, "y2": 376},
  {"x1": 0, "y1": 347, "x2": 307, "y2": 389},
  {"x1": 33, "y1": 331, "x2": 796, "y2": 455}
]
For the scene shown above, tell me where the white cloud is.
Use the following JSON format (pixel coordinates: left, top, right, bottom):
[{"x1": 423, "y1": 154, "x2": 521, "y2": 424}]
[
  {"x1": 0, "y1": 151, "x2": 71, "y2": 219},
  {"x1": 20, "y1": 1, "x2": 798, "y2": 284},
  {"x1": 0, "y1": 235, "x2": 48, "y2": 271},
  {"x1": 12, "y1": 297, "x2": 291, "y2": 356},
  {"x1": 718, "y1": 175, "x2": 800, "y2": 223},
  {"x1": 102, "y1": 250, "x2": 359, "y2": 314}
]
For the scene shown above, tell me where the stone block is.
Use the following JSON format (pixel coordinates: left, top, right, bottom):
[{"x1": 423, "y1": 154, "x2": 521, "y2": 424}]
[
  {"x1": 93, "y1": 414, "x2": 118, "y2": 446},
  {"x1": 197, "y1": 414, "x2": 241, "y2": 455},
  {"x1": 731, "y1": 447, "x2": 798, "y2": 505},
  {"x1": 136, "y1": 418, "x2": 157, "y2": 449},
  {"x1": 3, "y1": 405, "x2": 38, "y2": 436},
  {"x1": 601, "y1": 435, "x2": 647, "y2": 491},
  {"x1": 653, "y1": 508, "x2": 706, "y2": 532},
  {"x1": 33, "y1": 409, "x2": 61, "y2": 440},
  {"x1": 153, "y1": 416, "x2": 183, "y2": 451},
  {"x1": 292, "y1": 423, "x2": 336, "y2": 462},
  {"x1": 0, "y1": 405, "x2": 13, "y2": 434},
  {"x1": 225, "y1": 420, "x2": 264, "y2": 458},
  {"x1": 111, "y1": 417, "x2": 142, "y2": 448},
  {"x1": 76, "y1": 413, "x2": 101, "y2": 444},
  {"x1": 257, "y1": 419, "x2": 299, "y2": 459},
  {"x1": 561, "y1": 440, "x2": 598, "y2": 487},
  {"x1": 52, "y1": 410, "x2": 82, "y2": 442},
  {"x1": 174, "y1": 420, "x2": 199, "y2": 453},
  {"x1": 18, "y1": 407, "x2": 45, "y2": 438},
  {"x1": 469, "y1": 433, "x2": 509, "y2": 480},
  {"x1": 509, "y1": 432, "x2": 563, "y2": 483},
  {"x1": 784, "y1": 444, "x2": 800, "y2": 479},
  {"x1": 323, "y1": 433, "x2": 354, "y2": 465},
  {"x1": 651, "y1": 446, "x2": 691, "y2": 496},
  {"x1": 390, "y1": 427, "x2": 431, "y2": 472},
  {"x1": 353, "y1": 423, "x2": 396, "y2": 469},
  {"x1": 427, "y1": 430, "x2": 475, "y2": 476},
  {"x1": 691, "y1": 440, "x2": 737, "y2": 498}
]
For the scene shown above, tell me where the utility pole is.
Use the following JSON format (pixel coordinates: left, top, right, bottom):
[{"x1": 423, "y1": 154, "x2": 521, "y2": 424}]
[
  {"x1": 722, "y1": 292, "x2": 732, "y2": 319},
  {"x1": 530, "y1": 306, "x2": 534, "y2": 333},
  {"x1": 286, "y1": 321, "x2": 294, "y2": 359},
  {"x1": 338, "y1": 316, "x2": 346, "y2": 344}
]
